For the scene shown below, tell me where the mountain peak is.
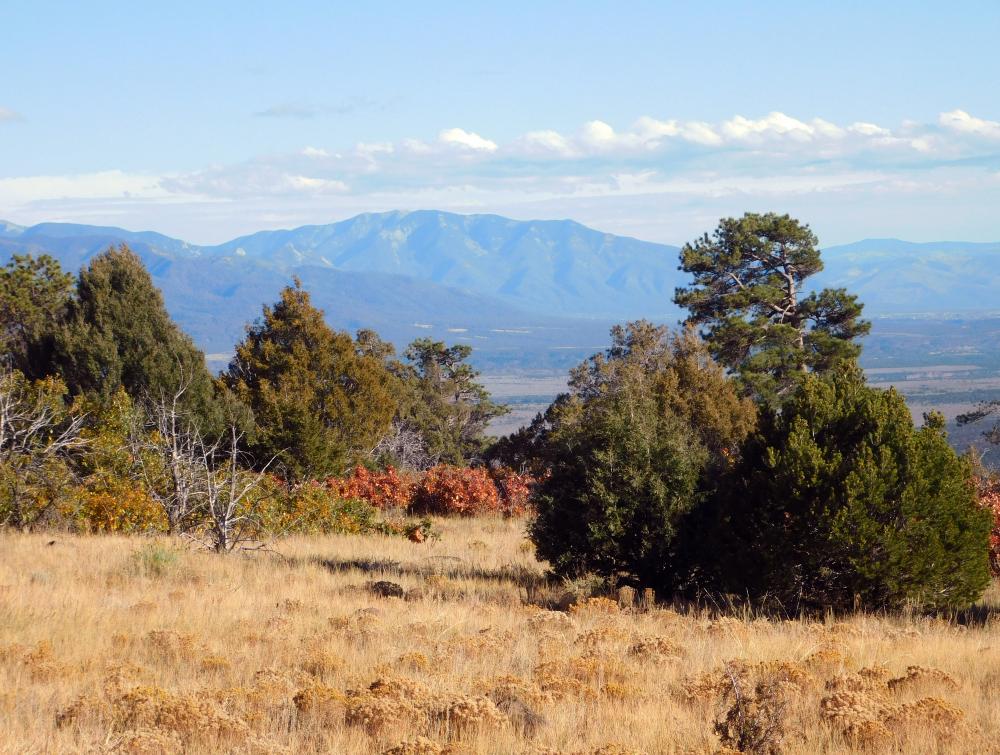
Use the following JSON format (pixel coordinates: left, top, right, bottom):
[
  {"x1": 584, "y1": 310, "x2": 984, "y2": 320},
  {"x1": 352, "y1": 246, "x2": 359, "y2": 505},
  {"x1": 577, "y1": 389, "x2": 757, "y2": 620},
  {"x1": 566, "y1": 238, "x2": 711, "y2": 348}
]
[
  {"x1": 3, "y1": 213, "x2": 1000, "y2": 333},
  {"x1": 0, "y1": 220, "x2": 25, "y2": 238}
]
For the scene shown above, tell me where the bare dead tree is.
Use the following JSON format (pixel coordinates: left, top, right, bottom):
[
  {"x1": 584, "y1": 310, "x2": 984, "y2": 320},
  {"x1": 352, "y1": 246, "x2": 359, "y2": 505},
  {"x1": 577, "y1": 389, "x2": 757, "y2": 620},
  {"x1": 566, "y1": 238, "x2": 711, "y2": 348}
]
[
  {"x1": 193, "y1": 426, "x2": 276, "y2": 553},
  {"x1": 133, "y1": 381, "x2": 204, "y2": 534},
  {"x1": 371, "y1": 419, "x2": 436, "y2": 471},
  {"x1": 135, "y1": 375, "x2": 277, "y2": 552},
  {"x1": 0, "y1": 366, "x2": 87, "y2": 529}
]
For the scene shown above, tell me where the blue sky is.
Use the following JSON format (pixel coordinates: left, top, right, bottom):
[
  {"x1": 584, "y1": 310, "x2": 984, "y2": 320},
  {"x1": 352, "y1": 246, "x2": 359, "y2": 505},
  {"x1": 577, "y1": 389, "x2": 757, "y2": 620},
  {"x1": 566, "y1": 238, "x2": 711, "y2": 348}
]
[{"x1": 2, "y1": 1, "x2": 1000, "y2": 244}]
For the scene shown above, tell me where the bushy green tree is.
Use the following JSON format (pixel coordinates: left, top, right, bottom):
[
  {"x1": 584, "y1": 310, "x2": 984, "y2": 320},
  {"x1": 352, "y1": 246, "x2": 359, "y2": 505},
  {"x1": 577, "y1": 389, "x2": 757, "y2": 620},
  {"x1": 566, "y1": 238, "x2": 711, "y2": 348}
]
[
  {"x1": 222, "y1": 279, "x2": 399, "y2": 480},
  {"x1": 394, "y1": 338, "x2": 508, "y2": 466},
  {"x1": 529, "y1": 322, "x2": 756, "y2": 590},
  {"x1": 51, "y1": 245, "x2": 225, "y2": 434},
  {"x1": 674, "y1": 213, "x2": 870, "y2": 405},
  {"x1": 707, "y1": 367, "x2": 991, "y2": 611},
  {"x1": 0, "y1": 253, "x2": 74, "y2": 375}
]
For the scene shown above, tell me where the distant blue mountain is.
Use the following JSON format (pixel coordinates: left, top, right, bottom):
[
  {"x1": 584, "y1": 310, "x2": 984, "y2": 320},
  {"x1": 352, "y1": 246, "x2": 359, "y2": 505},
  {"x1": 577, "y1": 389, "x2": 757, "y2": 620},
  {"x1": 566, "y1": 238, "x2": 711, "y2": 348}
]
[
  {"x1": 206, "y1": 210, "x2": 684, "y2": 321},
  {"x1": 2, "y1": 211, "x2": 999, "y2": 367},
  {"x1": 817, "y1": 239, "x2": 1000, "y2": 314},
  {"x1": 0, "y1": 213, "x2": 620, "y2": 367}
]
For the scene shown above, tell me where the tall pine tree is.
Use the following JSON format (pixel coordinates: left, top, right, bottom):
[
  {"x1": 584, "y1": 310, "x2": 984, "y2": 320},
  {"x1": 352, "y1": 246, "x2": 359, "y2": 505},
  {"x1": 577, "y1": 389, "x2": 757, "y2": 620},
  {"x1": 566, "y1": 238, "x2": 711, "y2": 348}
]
[{"x1": 674, "y1": 213, "x2": 870, "y2": 405}]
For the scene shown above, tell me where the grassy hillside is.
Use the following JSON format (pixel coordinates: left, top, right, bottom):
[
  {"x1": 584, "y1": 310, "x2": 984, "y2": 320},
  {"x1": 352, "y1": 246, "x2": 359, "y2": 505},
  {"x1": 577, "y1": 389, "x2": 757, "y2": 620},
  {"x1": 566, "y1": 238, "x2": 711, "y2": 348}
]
[{"x1": 2, "y1": 523, "x2": 998, "y2": 754}]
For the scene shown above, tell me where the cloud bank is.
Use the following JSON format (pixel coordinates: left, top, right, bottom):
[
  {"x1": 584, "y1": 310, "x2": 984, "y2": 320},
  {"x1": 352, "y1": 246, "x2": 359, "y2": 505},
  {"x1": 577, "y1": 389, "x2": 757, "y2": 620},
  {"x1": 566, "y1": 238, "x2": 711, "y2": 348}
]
[{"x1": 3, "y1": 110, "x2": 1000, "y2": 244}]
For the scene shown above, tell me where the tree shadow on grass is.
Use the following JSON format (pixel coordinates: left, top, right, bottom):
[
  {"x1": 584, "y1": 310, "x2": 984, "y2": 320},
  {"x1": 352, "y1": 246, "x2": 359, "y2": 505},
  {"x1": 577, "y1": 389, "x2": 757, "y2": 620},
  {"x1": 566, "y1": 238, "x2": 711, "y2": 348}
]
[{"x1": 299, "y1": 554, "x2": 549, "y2": 588}]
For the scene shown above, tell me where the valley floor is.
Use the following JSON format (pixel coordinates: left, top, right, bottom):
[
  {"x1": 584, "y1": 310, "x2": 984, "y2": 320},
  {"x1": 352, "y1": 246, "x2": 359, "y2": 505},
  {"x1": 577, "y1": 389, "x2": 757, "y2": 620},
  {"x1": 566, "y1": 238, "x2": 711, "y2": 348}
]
[{"x1": 1, "y1": 521, "x2": 999, "y2": 754}]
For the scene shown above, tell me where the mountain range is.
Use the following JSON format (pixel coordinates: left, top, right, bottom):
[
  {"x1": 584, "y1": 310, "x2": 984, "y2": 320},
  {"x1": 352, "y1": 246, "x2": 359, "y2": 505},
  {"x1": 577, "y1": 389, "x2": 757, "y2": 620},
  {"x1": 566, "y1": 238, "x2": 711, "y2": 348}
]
[{"x1": 2, "y1": 210, "x2": 999, "y2": 368}]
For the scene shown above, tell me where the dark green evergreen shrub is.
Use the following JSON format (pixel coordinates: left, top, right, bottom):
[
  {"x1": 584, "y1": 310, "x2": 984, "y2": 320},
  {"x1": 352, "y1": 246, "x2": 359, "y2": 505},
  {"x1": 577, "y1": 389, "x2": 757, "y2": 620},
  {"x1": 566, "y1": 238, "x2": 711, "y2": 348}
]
[
  {"x1": 709, "y1": 367, "x2": 992, "y2": 611},
  {"x1": 529, "y1": 323, "x2": 755, "y2": 591}
]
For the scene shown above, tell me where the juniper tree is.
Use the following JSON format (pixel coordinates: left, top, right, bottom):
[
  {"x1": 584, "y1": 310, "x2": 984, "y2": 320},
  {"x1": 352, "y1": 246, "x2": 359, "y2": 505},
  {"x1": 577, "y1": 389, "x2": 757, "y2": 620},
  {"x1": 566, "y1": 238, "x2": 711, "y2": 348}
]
[
  {"x1": 674, "y1": 213, "x2": 869, "y2": 405},
  {"x1": 222, "y1": 279, "x2": 400, "y2": 480},
  {"x1": 51, "y1": 245, "x2": 225, "y2": 434},
  {"x1": 704, "y1": 367, "x2": 992, "y2": 611},
  {"x1": 0, "y1": 254, "x2": 74, "y2": 376},
  {"x1": 393, "y1": 339, "x2": 508, "y2": 466},
  {"x1": 529, "y1": 322, "x2": 756, "y2": 590}
]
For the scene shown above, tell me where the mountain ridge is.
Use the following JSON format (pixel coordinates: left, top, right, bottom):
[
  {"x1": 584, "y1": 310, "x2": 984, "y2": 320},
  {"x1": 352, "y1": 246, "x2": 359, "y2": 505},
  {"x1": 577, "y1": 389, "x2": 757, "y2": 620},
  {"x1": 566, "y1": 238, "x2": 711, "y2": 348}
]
[{"x1": 2, "y1": 211, "x2": 1000, "y2": 367}]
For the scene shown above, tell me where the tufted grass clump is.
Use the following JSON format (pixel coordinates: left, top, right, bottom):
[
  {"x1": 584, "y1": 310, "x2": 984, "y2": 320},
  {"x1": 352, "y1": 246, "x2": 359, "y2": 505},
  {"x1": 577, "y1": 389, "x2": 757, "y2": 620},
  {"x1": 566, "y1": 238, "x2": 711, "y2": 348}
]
[{"x1": 128, "y1": 541, "x2": 183, "y2": 578}]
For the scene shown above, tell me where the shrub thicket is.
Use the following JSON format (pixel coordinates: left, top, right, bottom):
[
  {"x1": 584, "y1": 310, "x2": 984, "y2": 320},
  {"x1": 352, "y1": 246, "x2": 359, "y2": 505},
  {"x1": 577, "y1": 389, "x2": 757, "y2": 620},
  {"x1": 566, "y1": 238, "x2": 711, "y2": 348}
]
[
  {"x1": 326, "y1": 464, "x2": 533, "y2": 517},
  {"x1": 703, "y1": 368, "x2": 992, "y2": 611},
  {"x1": 327, "y1": 466, "x2": 417, "y2": 511},
  {"x1": 410, "y1": 465, "x2": 501, "y2": 516},
  {"x1": 974, "y1": 477, "x2": 1000, "y2": 577}
]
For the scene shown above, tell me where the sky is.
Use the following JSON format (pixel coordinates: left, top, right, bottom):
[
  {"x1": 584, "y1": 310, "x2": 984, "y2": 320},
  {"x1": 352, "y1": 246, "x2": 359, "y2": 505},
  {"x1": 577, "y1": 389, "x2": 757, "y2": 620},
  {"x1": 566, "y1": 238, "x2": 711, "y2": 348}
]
[{"x1": 2, "y1": 1, "x2": 1000, "y2": 245}]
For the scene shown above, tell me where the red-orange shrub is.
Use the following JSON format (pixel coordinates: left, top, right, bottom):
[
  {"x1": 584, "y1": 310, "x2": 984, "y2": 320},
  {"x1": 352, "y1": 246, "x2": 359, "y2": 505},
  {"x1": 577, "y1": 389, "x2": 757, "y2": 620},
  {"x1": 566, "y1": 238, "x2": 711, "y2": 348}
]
[
  {"x1": 489, "y1": 467, "x2": 536, "y2": 517},
  {"x1": 410, "y1": 465, "x2": 501, "y2": 516},
  {"x1": 980, "y1": 484, "x2": 1000, "y2": 577},
  {"x1": 326, "y1": 466, "x2": 416, "y2": 511}
]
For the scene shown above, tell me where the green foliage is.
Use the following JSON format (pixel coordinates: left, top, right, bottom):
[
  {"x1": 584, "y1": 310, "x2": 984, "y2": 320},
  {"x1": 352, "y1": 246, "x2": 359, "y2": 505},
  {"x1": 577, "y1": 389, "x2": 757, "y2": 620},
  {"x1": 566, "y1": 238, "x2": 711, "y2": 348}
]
[
  {"x1": 394, "y1": 339, "x2": 508, "y2": 466},
  {"x1": 129, "y1": 541, "x2": 181, "y2": 578},
  {"x1": 675, "y1": 213, "x2": 870, "y2": 405},
  {"x1": 529, "y1": 322, "x2": 756, "y2": 591},
  {"x1": 75, "y1": 388, "x2": 143, "y2": 490},
  {"x1": 222, "y1": 279, "x2": 400, "y2": 480},
  {"x1": 0, "y1": 254, "x2": 74, "y2": 376},
  {"x1": 0, "y1": 369, "x2": 81, "y2": 529},
  {"x1": 51, "y1": 245, "x2": 226, "y2": 435},
  {"x1": 73, "y1": 389, "x2": 168, "y2": 534},
  {"x1": 251, "y1": 477, "x2": 429, "y2": 537},
  {"x1": 705, "y1": 367, "x2": 992, "y2": 611}
]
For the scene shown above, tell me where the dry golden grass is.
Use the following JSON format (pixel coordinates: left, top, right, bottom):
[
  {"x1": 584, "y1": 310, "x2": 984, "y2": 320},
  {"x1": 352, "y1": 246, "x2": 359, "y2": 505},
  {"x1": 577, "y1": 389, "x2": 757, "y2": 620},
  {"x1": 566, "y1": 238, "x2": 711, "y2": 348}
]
[{"x1": 2, "y1": 519, "x2": 1000, "y2": 754}]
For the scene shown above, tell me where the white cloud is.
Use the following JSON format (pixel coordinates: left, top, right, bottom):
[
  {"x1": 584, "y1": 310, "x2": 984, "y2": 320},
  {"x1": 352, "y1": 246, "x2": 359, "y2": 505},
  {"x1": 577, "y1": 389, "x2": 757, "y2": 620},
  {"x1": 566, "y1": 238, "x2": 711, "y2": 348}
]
[
  {"x1": 0, "y1": 107, "x2": 23, "y2": 122},
  {"x1": 0, "y1": 170, "x2": 166, "y2": 203},
  {"x1": 400, "y1": 138, "x2": 432, "y2": 154},
  {"x1": 634, "y1": 116, "x2": 680, "y2": 140},
  {"x1": 283, "y1": 175, "x2": 348, "y2": 193},
  {"x1": 677, "y1": 121, "x2": 723, "y2": 146},
  {"x1": 939, "y1": 109, "x2": 1000, "y2": 139},
  {"x1": 516, "y1": 129, "x2": 576, "y2": 156},
  {"x1": 722, "y1": 112, "x2": 816, "y2": 141},
  {"x1": 438, "y1": 128, "x2": 498, "y2": 152},
  {"x1": 301, "y1": 146, "x2": 330, "y2": 158},
  {"x1": 356, "y1": 141, "x2": 394, "y2": 157},
  {"x1": 580, "y1": 120, "x2": 620, "y2": 149},
  {"x1": 849, "y1": 122, "x2": 890, "y2": 137}
]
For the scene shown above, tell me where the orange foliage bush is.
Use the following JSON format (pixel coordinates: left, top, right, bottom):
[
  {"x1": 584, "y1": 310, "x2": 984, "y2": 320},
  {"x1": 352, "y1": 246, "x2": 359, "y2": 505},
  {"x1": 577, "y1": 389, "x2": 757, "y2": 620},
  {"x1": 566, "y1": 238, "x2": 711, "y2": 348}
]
[
  {"x1": 410, "y1": 465, "x2": 501, "y2": 516},
  {"x1": 489, "y1": 467, "x2": 535, "y2": 517},
  {"x1": 979, "y1": 484, "x2": 1000, "y2": 576},
  {"x1": 326, "y1": 466, "x2": 416, "y2": 511},
  {"x1": 325, "y1": 464, "x2": 534, "y2": 518}
]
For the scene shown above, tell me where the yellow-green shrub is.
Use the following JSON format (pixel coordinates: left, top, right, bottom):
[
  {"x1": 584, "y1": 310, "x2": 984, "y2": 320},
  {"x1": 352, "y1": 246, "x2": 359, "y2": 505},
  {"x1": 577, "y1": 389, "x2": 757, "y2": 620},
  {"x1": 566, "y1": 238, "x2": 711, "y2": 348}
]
[{"x1": 79, "y1": 485, "x2": 167, "y2": 534}]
